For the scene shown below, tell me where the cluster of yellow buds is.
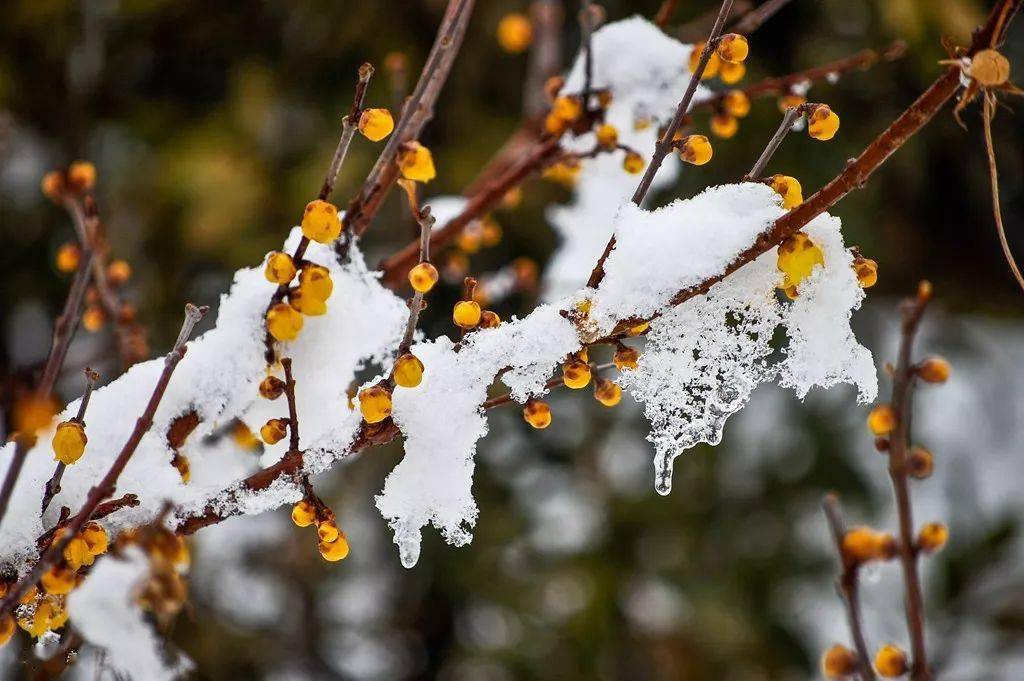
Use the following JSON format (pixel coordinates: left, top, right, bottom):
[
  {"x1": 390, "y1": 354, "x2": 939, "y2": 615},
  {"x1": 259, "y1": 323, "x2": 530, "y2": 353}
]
[
  {"x1": 290, "y1": 264, "x2": 334, "y2": 316},
  {"x1": 545, "y1": 94, "x2": 584, "y2": 137},
  {"x1": 776, "y1": 231, "x2": 825, "y2": 299},
  {"x1": 688, "y1": 33, "x2": 749, "y2": 85},
  {"x1": 357, "y1": 108, "x2": 394, "y2": 142},
  {"x1": 52, "y1": 419, "x2": 88, "y2": 465},
  {"x1": 16, "y1": 590, "x2": 69, "y2": 639},
  {"x1": 292, "y1": 499, "x2": 350, "y2": 562},
  {"x1": 265, "y1": 259, "x2": 336, "y2": 343},
  {"x1": 768, "y1": 175, "x2": 803, "y2": 209},
  {"x1": 41, "y1": 160, "x2": 97, "y2": 204},
  {"x1": 841, "y1": 525, "x2": 898, "y2": 563},
  {"x1": 541, "y1": 158, "x2": 582, "y2": 187},
  {"x1": 497, "y1": 12, "x2": 533, "y2": 54},
  {"x1": 133, "y1": 529, "x2": 190, "y2": 621},
  {"x1": 456, "y1": 215, "x2": 503, "y2": 254},
  {"x1": 523, "y1": 397, "x2": 552, "y2": 429},
  {"x1": 677, "y1": 135, "x2": 713, "y2": 166},
  {"x1": 398, "y1": 141, "x2": 436, "y2": 183}
]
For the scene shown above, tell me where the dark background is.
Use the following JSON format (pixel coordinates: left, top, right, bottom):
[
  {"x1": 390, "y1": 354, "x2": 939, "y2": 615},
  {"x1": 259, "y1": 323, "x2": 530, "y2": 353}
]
[{"x1": 1, "y1": 1, "x2": 1023, "y2": 679}]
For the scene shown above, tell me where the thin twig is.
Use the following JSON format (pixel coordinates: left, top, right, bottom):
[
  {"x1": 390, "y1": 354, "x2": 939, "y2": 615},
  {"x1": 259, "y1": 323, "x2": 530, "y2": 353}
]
[
  {"x1": 482, "y1": 362, "x2": 615, "y2": 409},
  {"x1": 887, "y1": 289, "x2": 931, "y2": 680},
  {"x1": 728, "y1": 0, "x2": 794, "y2": 35},
  {"x1": 318, "y1": 63, "x2": 374, "y2": 202},
  {"x1": 0, "y1": 303, "x2": 206, "y2": 621},
  {"x1": 746, "y1": 105, "x2": 801, "y2": 180},
  {"x1": 41, "y1": 368, "x2": 100, "y2": 515},
  {"x1": 587, "y1": 0, "x2": 735, "y2": 288},
  {"x1": 654, "y1": 0, "x2": 679, "y2": 28},
  {"x1": 396, "y1": 205, "x2": 435, "y2": 355},
  {"x1": 981, "y1": 94, "x2": 1024, "y2": 293},
  {"x1": 282, "y1": 358, "x2": 300, "y2": 453},
  {"x1": 523, "y1": 0, "x2": 564, "y2": 119},
  {"x1": 580, "y1": 0, "x2": 595, "y2": 110},
  {"x1": 823, "y1": 493, "x2": 877, "y2": 681}
]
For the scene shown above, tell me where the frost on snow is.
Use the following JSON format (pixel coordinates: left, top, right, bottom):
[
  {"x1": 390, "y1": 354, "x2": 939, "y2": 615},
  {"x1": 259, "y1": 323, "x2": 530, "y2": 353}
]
[
  {"x1": 612, "y1": 187, "x2": 876, "y2": 493},
  {"x1": 67, "y1": 547, "x2": 190, "y2": 680}
]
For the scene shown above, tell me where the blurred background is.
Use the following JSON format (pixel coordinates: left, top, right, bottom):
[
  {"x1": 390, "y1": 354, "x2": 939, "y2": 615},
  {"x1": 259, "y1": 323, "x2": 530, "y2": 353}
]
[{"x1": 1, "y1": 0, "x2": 1023, "y2": 679}]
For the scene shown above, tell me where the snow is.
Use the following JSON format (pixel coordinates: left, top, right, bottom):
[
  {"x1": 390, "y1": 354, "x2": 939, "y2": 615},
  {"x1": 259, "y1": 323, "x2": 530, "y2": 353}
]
[{"x1": 67, "y1": 547, "x2": 190, "y2": 681}]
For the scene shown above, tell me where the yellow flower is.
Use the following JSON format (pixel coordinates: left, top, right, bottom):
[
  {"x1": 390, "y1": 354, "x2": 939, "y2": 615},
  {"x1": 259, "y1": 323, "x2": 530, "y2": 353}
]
[
  {"x1": 453, "y1": 300, "x2": 482, "y2": 329},
  {"x1": 776, "y1": 232, "x2": 824, "y2": 290},
  {"x1": 867, "y1": 404, "x2": 897, "y2": 435},
  {"x1": 769, "y1": 175, "x2": 803, "y2": 210},
  {"x1": 358, "y1": 108, "x2": 394, "y2": 142},
  {"x1": 678, "y1": 135, "x2": 713, "y2": 165},
  {"x1": 710, "y1": 113, "x2": 738, "y2": 139},
  {"x1": 613, "y1": 345, "x2": 640, "y2": 371},
  {"x1": 497, "y1": 13, "x2": 532, "y2": 53},
  {"x1": 359, "y1": 385, "x2": 393, "y2": 424},
  {"x1": 479, "y1": 310, "x2": 501, "y2": 329},
  {"x1": 723, "y1": 90, "x2": 751, "y2": 118},
  {"x1": 265, "y1": 252, "x2": 297, "y2": 285},
  {"x1": 853, "y1": 256, "x2": 878, "y2": 288},
  {"x1": 551, "y1": 95, "x2": 582, "y2": 123},
  {"x1": 67, "y1": 161, "x2": 97, "y2": 192},
  {"x1": 688, "y1": 43, "x2": 720, "y2": 79},
  {"x1": 596, "y1": 124, "x2": 618, "y2": 148},
  {"x1": 292, "y1": 500, "x2": 317, "y2": 528},
  {"x1": 55, "y1": 243, "x2": 80, "y2": 273},
  {"x1": 409, "y1": 262, "x2": 440, "y2": 293},
  {"x1": 622, "y1": 151, "x2": 645, "y2": 174},
  {"x1": 719, "y1": 60, "x2": 746, "y2": 84},
  {"x1": 63, "y1": 536, "x2": 94, "y2": 569},
  {"x1": 874, "y1": 644, "x2": 908, "y2": 678},
  {"x1": 716, "y1": 34, "x2": 749, "y2": 63},
  {"x1": 393, "y1": 353, "x2": 425, "y2": 388},
  {"x1": 41, "y1": 565, "x2": 76, "y2": 596},
  {"x1": 821, "y1": 644, "x2": 858, "y2": 680},
  {"x1": 917, "y1": 356, "x2": 950, "y2": 384},
  {"x1": 82, "y1": 522, "x2": 108, "y2": 556},
  {"x1": 260, "y1": 418, "x2": 288, "y2": 445},
  {"x1": 523, "y1": 399, "x2": 551, "y2": 429},
  {"x1": 319, "y1": 534, "x2": 350, "y2": 562},
  {"x1": 52, "y1": 421, "x2": 87, "y2": 465},
  {"x1": 398, "y1": 142, "x2": 436, "y2": 183},
  {"x1": 267, "y1": 302, "x2": 304, "y2": 341},
  {"x1": 301, "y1": 199, "x2": 343, "y2": 243},
  {"x1": 917, "y1": 522, "x2": 949, "y2": 553},
  {"x1": 562, "y1": 360, "x2": 592, "y2": 389},
  {"x1": 594, "y1": 379, "x2": 622, "y2": 407},
  {"x1": 807, "y1": 105, "x2": 840, "y2": 141}
]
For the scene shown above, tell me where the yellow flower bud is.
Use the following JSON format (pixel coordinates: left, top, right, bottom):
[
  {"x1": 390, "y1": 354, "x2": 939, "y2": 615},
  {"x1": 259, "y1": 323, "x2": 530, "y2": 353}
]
[
  {"x1": 679, "y1": 135, "x2": 713, "y2": 165},
  {"x1": 317, "y1": 520, "x2": 340, "y2": 543},
  {"x1": 689, "y1": 43, "x2": 720, "y2": 79},
  {"x1": 821, "y1": 644, "x2": 858, "y2": 679},
  {"x1": 523, "y1": 398, "x2": 551, "y2": 429},
  {"x1": 481, "y1": 217, "x2": 502, "y2": 247},
  {"x1": 264, "y1": 252, "x2": 297, "y2": 285},
  {"x1": 853, "y1": 256, "x2": 878, "y2": 289},
  {"x1": 917, "y1": 356, "x2": 950, "y2": 384},
  {"x1": 627, "y1": 321, "x2": 649, "y2": 336},
  {"x1": 393, "y1": 353, "x2": 425, "y2": 388},
  {"x1": 267, "y1": 302, "x2": 304, "y2": 341},
  {"x1": 769, "y1": 175, "x2": 803, "y2": 210},
  {"x1": 562, "y1": 360, "x2": 592, "y2": 389},
  {"x1": 497, "y1": 12, "x2": 533, "y2": 53},
  {"x1": 867, "y1": 404, "x2": 897, "y2": 436},
  {"x1": 106, "y1": 260, "x2": 132, "y2": 286},
  {"x1": 52, "y1": 421, "x2": 87, "y2": 465},
  {"x1": 172, "y1": 452, "x2": 191, "y2": 483},
  {"x1": 594, "y1": 378, "x2": 622, "y2": 407},
  {"x1": 778, "y1": 93, "x2": 806, "y2": 112},
  {"x1": 710, "y1": 113, "x2": 739, "y2": 139},
  {"x1": 298, "y1": 264, "x2": 333, "y2": 301},
  {"x1": 81, "y1": 522, "x2": 108, "y2": 556},
  {"x1": 842, "y1": 526, "x2": 897, "y2": 563},
  {"x1": 552, "y1": 95, "x2": 582, "y2": 123},
  {"x1": 808, "y1": 105, "x2": 840, "y2": 141},
  {"x1": 917, "y1": 522, "x2": 948, "y2": 553},
  {"x1": 301, "y1": 199, "x2": 343, "y2": 244},
  {"x1": 409, "y1": 262, "x2": 439, "y2": 293},
  {"x1": 719, "y1": 60, "x2": 746, "y2": 84},
  {"x1": 622, "y1": 151, "x2": 645, "y2": 174},
  {"x1": 358, "y1": 108, "x2": 394, "y2": 142},
  {"x1": 716, "y1": 33, "x2": 748, "y2": 63},
  {"x1": 63, "y1": 536, "x2": 94, "y2": 569},
  {"x1": 545, "y1": 111, "x2": 570, "y2": 136},
  {"x1": 55, "y1": 242, "x2": 80, "y2": 273},
  {"x1": 319, "y1": 534, "x2": 350, "y2": 562},
  {"x1": 453, "y1": 300, "x2": 482, "y2": 329},
  {"x1": 776, "y1": 232, "x2": 824, "y2": 289},
  {"x1": 874, "y1": 644, "x2": 908, "y2": 678},
  {"x1": 67, "y1": 161, "x2": 97, "y2": 192},
  {"x1": 614, "y1": 344, "x2": 640, "y2": 371},
  {"x1": 19, "y1": 596, "x2": 66, "y2": 637},
  {"x1": 969, "y1": 49, "x2": 1010, "y2": 86},
  {"x1": 41, "y1": 565, "x2": 76, "y2": 596},
  {"x1": 359, "y1": 385, "x2": 393, "y2": 424},
  {"x1": 723, "y1": 90, "x2": 751, "y2": 118},
  {"x1": 541, "y1": 160, "x2": 581, "y2": 187},
  {"x1": 398, "y1": 141, "x2": 436, "y2": 183},
  {"x1": 260, "y1": 418, "x2": 288, "y2": 445},
  {"x1": 596, "y1": 124, "x2": 618, "y2": 148},
  {"x1": 479, "y1": 310, "x2": 501, "y2": 329},
  {"x1": 292, "y1": 500, "x2": 317, "y2": 528},
  {"x1": 82, "y1": 306, "x2": 105, "y2": 332}
]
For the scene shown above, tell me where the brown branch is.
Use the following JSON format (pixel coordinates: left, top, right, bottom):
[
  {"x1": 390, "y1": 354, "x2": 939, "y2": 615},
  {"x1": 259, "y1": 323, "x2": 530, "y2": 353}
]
[
  {"x1": 587, "y1": 0, "x2": 736, "y2": 288},
  {"x1": 377, "y1": 135, "x2": 562, "y2": 288},
  {"x1": 981, "y1": 94, "x2": 1024, "y2": 293},
  {"x1": 40, "y1": 368, "x2": 99, "y2": 515},
  {"x1": 697, "y1": 41, "x2": 908, "y2": 112},
  {"x1": 0, "y1": 303, "x2": 206, "y2": 621},
  {"x1": 282, "y1": 358, "x2": 300, "y2": 453},
  {"x1": 523, "y1": 1, "x2": 564, "y2": 120},
  {"x1": 396, "y1": 202, "x2": 435, "y2": 355},
  {"x1": 675, "y1": 0, "x2": 751, "y2": 42},
  {"x1": 339, "y1": 0, "x2": 475, "y2": 243},
  {"x1": 887, "y1": 288, "x2": 931, "y2": 680},
  {"x1": 823, "y1": 493, "x2": 877, "y2": 681},
  {"x1": 728, "y1": 0, "x2": 794, "y2": 35},
  {"x1": 654, "y1": 0, "x2": 679, "y2": 28}
]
